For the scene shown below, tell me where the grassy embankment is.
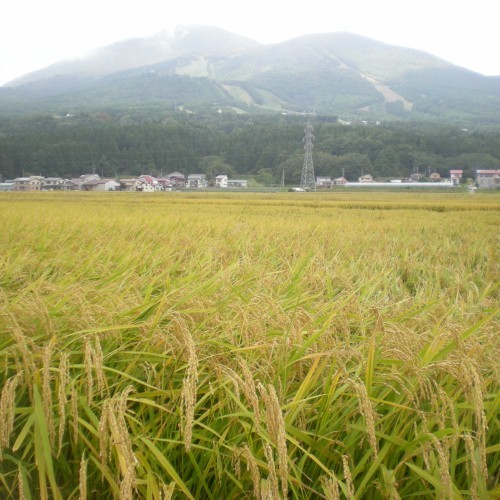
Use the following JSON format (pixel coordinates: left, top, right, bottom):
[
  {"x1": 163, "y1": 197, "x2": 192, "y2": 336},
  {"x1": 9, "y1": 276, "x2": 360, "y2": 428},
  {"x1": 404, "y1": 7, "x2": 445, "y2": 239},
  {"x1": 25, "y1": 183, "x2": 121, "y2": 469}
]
[{"x1": 0, "y1": 191, "x2": 498, "y2": 498}]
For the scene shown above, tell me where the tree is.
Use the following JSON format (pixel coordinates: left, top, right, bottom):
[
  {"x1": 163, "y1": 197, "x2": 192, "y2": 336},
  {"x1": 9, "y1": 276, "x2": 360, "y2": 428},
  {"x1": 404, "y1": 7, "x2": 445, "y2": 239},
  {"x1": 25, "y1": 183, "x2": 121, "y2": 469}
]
[
  {"x1": 333, "y1": 153, "x2": 372, "y2": 180},
  {"x1": 374, "y1": 147, "x2": 399, "y2": 178},
  {"x1": 198, "y1": 156, "x2": 235, "y2": 179},
  {"x1": 255, "y1": 168, "x2": 275, "y2": 186},
  {"x1": 313, "y1": 152, "x2": 338, "y2": 176},
  {"x1": 275, "y1": 154, "x2": 303, "y2": 185}
]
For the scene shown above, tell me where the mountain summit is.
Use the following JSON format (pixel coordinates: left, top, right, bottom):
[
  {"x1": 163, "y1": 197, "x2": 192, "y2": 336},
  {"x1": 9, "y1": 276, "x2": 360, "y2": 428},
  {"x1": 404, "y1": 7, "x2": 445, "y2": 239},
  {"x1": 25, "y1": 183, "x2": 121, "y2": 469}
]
[
  {"x1": 6, "y1": 25, "x2": 260, "y2": 86},
  {"x1": 2, "y1": 26, "x2": 500, "y2": 124}
]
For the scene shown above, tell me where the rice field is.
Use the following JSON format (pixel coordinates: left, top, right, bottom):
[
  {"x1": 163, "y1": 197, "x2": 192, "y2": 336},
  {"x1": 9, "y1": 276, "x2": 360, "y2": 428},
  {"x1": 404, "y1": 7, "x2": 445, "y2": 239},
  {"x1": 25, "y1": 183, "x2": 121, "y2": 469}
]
[{"x1": 0, "y1": 191, "x2": 498, "y2": 499}]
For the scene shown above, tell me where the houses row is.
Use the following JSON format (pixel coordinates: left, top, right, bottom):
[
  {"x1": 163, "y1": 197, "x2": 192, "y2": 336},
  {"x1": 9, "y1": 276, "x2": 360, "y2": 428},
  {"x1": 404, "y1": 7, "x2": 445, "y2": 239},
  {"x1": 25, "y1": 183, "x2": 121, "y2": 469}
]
[
  {"x1": 1, "y1": 169, "x2": 498, "y2": 192},
  {"x1": 316, "y1": 171, "x2": 455, "y2": 188},
  {"x1": 315, "y1": 170, "x2": 500, "y2": 189},
  {"x1": 0, "y1": 172, "x2": 249, "y2": 192},
  {"x1": 0, "y1": 174, "x2": 116, "y2": 192}
]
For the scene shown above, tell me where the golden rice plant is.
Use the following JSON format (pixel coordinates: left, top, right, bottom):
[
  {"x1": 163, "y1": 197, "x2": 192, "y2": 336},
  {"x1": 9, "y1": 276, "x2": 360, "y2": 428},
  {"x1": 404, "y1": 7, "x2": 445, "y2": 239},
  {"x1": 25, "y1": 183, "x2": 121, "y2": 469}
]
[{"x1": 0, "y1": 191, "x2": 498, "y2": 498}]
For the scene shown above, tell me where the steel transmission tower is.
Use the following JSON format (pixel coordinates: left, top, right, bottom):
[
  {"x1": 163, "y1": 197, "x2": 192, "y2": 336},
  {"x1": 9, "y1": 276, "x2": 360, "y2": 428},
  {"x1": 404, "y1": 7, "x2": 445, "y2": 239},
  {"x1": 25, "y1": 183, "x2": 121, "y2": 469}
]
[{"x1": 300, "y1": 119, "x2": 316, "y2": 190}]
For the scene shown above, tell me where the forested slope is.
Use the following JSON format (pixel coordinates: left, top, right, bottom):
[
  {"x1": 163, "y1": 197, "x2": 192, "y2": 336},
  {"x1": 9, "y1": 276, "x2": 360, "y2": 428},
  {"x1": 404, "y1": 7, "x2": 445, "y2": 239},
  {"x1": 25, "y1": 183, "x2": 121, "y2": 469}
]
[{"x1": 1, "y1": 114, "x2": 500, "y2": 182}]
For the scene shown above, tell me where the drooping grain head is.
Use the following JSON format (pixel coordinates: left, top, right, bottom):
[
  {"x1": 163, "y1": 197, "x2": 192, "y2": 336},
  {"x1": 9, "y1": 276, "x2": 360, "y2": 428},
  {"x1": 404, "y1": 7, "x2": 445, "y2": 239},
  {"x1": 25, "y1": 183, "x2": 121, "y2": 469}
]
[
  {"x1": 350, "y1": 379, "x2": 378, "y2": 459},
  {"x1": 342, "y1": 455, "x2": 355, "y2": 499},
  {"x1": 83, "y1": 338, "x2": 94, "y2": 406},
  {"x1": 119, "y1": 462, "x2": 137, "y2": 500},
  {"x1": 161, "y1": 482, "x2": 176, "y2": 500},
  {"x1": 17, "y1": 466, "x2": 26, "y2": 500},
  {"x1": 0, "y1": 372, "x2": 23, "y2": 451},
  {"x1": 98, "y1": 399, "x2": 111, "y2": 466},
  {"x1": 93, "y1": 336, "x2": 106, "y2": 397},
  {"x1": 42, "y1": 337, "x2": 56, "y2": 445},
  {"x1": 238, "y1": 357, "x2": 261, "y2": 432},
  {"x1": 79, "y1": 453, "x2": 87, "y2": 500},
  {"x1": 176, "y1": 318, "x2": 198, "y2": 453},
  {"x1": 243, "y1": 445, "x2": 261, "y2": 499},
  {"x1": 321, "y1": 473, "x2": 340, "y2": 500},
  {"x1": 57, "y1": 352, "x2": 69, "y2": 456},
  {"x1": 70, "y1": 382, "x2": 79, "y2": 445},
  {"x1": 263, "y1": 442, "x2": 280, "y2": 500},
  {"x1": 464, "y1": 433, "x2": 479, "y2": 500},
  {"x1": 257, "y1": 383, "x2": 288, "y2": 498},
  {"x1": 431, "y1": 435, "x2": 452, "y2": 500}
]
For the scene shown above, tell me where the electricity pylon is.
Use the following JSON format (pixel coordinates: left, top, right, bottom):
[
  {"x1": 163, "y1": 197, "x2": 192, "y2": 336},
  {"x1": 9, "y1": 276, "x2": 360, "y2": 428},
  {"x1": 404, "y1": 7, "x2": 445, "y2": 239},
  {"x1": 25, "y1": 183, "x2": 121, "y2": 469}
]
[{"x1": 300, "y1": 119, "x2": 315, "y2": 191}]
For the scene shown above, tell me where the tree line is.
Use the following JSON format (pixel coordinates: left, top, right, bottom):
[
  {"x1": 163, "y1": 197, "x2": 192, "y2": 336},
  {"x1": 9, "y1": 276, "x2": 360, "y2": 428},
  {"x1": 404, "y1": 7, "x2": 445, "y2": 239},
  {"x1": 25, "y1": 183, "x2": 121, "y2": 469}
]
[{"x1": 1, "y1": 112, "x2": 499, "y2": 183}]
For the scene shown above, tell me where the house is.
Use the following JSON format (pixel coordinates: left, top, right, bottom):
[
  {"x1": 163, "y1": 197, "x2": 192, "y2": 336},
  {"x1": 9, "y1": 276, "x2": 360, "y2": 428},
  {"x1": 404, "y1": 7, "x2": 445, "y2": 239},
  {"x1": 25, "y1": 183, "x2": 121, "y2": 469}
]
[
  {"x1": 119, "y1": 178, "x2": 142, "y2": 191},
  {"x1": 215, "y1": 174, "x2": 228, "y2": 188},
  {"x1": 333, "y1": 176, "x2": 347, "y2": 185},
  {"x1": 42, "y1": 177, "x2": 65, "y2": 190},
  {"x1": 139, "y1": 175, "x2": 158, "y2": 187},
  {"x1": 0, "y1": 181, "x2": 14, "y2": 191},
  {"x1": 165, "y1": 172, "x2": 186, "y2": 188},
  {"x1": 227, "y1": 179, "x2": 248, "y2": 188},
  {"x1": 476, "y1": 169, "x2": 500, "y2": 189},
  {"x1": 69, "y1": 178, "x2": 85, "y2": 189},
  {"x1": 13, "y1": 176, "x2": 44, "y2": 191},
  {"x1": 136, "y1": 175, "x2": 159, "y2": 192},
  {"x1": 410, "y1": 173, "x2": 424, "y2": 182},
  {"x1": 62, "y1": 180, "x2": 81, "y2": 191},
  {"x1": 70, "y1": 174, "x2": 101, "y2": 190},
  {"x1": 156, "y1": 178, "x2": 173, "y2": 190},
  {"x1": 450, "y1": 169, "x2": 463, "y2": 186},
  {"x1": 429, "y1": 172, "x2": 441, "y2": 181},
  {"x1": 139, "y1": 181, "x2": 155, "y2": 192},
  {"x1": 186, "y1": 174, "x2": 207, "y2": 188},
  {"x1": 316, "y1": 176, "x2": 332, "y2": 188},
  {"x1": 81, "y1": 179, "x2": 120, "y2": 191},
  {"x1": 358, "y1": 174, "x2": 374, "y2": 183}
]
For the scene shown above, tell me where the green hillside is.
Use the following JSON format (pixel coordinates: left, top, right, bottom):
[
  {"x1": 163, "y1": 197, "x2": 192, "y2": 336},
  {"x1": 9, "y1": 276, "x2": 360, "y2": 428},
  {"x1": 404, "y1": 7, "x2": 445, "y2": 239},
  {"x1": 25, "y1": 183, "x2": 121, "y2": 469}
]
[{"x1": 1, "y1": 29, "x2": 500, "y2": 124}]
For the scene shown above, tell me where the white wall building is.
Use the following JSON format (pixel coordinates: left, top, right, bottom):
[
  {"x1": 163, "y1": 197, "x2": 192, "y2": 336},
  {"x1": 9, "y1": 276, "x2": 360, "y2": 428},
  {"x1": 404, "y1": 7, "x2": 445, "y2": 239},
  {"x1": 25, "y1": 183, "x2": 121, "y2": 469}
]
[
  {"x1": 450, "y1": 169, "x2": 463, "y2": 186},
  {"x1": 42, "y1": 177, "x2": 65, "y2": 190},
  {"x1": 476, "y1": 169, "x2": 500, "y2": 189},
  {"x1": 215, "y1": 175, "x2": 228, "y2": 187},
  {"x1": 186, "y1": 174, "x2": 207, "y2": 188},
  {"x1": 358, "y1": 174, "x2": 374, "y2": 183},
  {"x1": 316, "y1": 176, "x2": 332, "y2": 188},
  {"x1": 227, "y1": 179, "x2": 248, "y2": 188},
  {"x1": 82, "y1": 179, "x2": 120, "y2": 191},
  {"x1": 13, "y1": 176, "x2": 44, "y2": 191}
]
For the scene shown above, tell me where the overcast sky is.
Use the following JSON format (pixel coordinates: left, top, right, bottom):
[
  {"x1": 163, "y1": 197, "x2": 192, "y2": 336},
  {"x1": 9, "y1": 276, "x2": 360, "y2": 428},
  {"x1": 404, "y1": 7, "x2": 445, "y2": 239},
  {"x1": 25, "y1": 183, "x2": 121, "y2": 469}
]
[{"x1": 1, "y1": 0, "x2": 498, "y2": 86}]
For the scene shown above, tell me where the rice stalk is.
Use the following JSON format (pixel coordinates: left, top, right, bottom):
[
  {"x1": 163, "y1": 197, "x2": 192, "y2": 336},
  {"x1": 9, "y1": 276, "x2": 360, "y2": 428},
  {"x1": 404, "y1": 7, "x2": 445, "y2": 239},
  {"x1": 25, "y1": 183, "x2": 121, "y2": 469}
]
[
  {"x1": 342, "y1": 455, "x2": 355, "y2": 499},
  {"x1": 177, "y1": 318, "x2": 198, "y2": 453},
  {"x1": 0, "y1": 371, "x2": 23, "y2": 452},
  {"x1": 257, "y1": 382, "x2": 288, "y2": 498},
  {"x1": 78, "y1": 453, "x2": 87, "y2": 500},
  {"x1": 243, "y1": 444, "x2": 261, "y2": 499},
  {"x1": 57, "y1": 351, "x2": 69, "y2": 456},
  {"x1": 263, "y1": 442, "x2": 280, "y2": 500},
  {"x1": 321, "y1": 473, "x2": 340, "y2": 500}
]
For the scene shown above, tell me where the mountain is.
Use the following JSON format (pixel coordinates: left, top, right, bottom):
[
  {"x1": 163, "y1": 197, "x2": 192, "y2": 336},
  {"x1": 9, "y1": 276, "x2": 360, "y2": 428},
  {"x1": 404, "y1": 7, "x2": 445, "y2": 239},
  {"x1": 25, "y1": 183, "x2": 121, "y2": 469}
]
[
  {"x1": 2, "y1": 27, "x2": 500, "y2": 124},
  {"x1": 6, "y1": 25, "x2": 260, "y2": 86}
]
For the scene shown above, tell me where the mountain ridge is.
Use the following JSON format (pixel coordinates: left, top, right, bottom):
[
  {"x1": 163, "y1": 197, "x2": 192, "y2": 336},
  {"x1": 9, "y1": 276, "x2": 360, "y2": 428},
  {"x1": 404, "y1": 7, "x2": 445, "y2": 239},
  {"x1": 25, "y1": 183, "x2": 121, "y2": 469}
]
[
  {"x1": 2, "y1": 26, "x2": 499, "y2": 125},
  {"x1": 5, "y1": 25, "x2": 261, "y2": 87}
]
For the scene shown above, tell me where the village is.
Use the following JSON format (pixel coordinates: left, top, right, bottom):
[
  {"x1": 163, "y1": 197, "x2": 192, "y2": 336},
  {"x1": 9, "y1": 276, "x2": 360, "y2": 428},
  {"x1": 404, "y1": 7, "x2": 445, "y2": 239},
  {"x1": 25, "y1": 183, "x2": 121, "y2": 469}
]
[
  {"x1": 0, "y1": 169, "x2": 499, "y2": 192},
  {"x1": 0, "y1": 172, "x2": 247, "y2": 192}
]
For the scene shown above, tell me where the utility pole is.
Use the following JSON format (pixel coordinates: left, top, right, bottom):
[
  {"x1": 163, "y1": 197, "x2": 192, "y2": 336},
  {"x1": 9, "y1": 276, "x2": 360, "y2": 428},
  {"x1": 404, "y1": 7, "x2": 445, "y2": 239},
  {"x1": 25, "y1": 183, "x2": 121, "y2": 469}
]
[{"x1": 300, "y1": 119, "x2": 316, "y2": 191}]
